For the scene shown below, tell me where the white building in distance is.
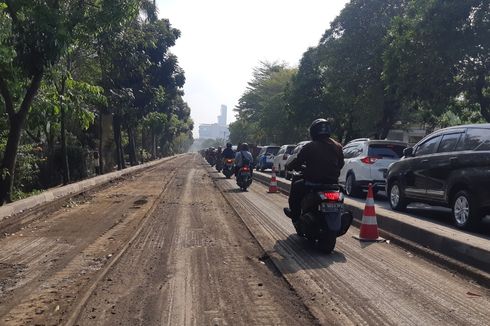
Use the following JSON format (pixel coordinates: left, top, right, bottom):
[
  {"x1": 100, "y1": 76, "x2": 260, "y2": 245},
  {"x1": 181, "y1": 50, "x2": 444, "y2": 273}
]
[{"x1": 199, "y1": 105, "x2": 230, "y2": 140}]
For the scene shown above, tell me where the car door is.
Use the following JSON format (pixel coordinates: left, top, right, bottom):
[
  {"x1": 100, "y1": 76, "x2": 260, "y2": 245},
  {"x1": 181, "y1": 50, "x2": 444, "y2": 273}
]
[
  {"x1": 404, "y1": 135, "x2": 442, "y2": 199},
  {"x1": 424, "y1": 131, "x2": 464, "y2": 202},
  {"x1": 274, "y1": 147, "x2": 285, "y2": 170},
  {"x1": 339, "y1": 144, "x2": 360, "y2": 182}
]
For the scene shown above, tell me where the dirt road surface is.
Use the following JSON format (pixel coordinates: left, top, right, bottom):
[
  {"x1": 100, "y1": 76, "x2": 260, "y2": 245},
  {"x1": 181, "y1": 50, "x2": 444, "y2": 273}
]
[
  {"x1": 1, "y1": 154, "x2": 490, "y2": 325},
  {"x1": 0, "y1": 155, "x2": 314, "y2": 326}
]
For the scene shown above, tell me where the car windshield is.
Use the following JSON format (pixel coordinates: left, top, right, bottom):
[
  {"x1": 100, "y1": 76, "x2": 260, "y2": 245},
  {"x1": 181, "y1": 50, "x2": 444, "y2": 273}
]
[
  {"x1": 368, "y1": 144, "x2": 406, "y2": 158},
  {"x1": 266, "y1": 147, "x2": 280, "y2": 155},
  {"x1": 286, "y1": 146, "x2": 295, "y2": 154}
]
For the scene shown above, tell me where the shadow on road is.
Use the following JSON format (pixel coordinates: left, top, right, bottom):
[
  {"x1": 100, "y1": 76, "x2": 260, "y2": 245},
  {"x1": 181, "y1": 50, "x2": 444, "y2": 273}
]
[{"x1": 270, "y1": 234, "x2": 347, "y2": 274}]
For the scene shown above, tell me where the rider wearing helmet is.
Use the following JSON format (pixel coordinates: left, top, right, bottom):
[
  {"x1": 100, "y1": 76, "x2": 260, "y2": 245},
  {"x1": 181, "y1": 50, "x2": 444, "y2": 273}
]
[
  {"x1": 234, "y1": 143, "x2": 254, "y2": 175},
  {"x1": 222, "y1": 142, "x2": 235, "y2": 159},
  {"x1": 284, "y1": 118, "x2": 344, "y2": 221}
]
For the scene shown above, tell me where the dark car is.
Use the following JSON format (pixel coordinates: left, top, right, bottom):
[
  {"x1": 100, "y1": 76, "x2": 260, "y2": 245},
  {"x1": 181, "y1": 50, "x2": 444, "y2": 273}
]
[{"x1": 386, "y1": 124, "x2": 490, "y2": 229}]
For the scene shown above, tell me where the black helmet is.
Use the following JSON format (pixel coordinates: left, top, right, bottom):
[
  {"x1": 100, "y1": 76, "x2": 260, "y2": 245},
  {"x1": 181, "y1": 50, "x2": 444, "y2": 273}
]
[
  {"x1": 226, "y1": 142, "x2": 232, "y2": 148},
  {"x1": 309, "y1": 118, "x2": 332, "y2": 140},
  {"x1": 240, "y1": 143, "x2": 249, "y2": 151}
]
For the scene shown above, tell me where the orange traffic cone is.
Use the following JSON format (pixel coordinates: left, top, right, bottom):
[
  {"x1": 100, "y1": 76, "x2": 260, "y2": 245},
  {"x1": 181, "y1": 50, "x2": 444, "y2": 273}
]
[
  {"x1": 354, "y1": 184, "x2": 385, "y2": 242},
  {"x1": 268, "y1": 167, "x2": 279, "y2": 193}
]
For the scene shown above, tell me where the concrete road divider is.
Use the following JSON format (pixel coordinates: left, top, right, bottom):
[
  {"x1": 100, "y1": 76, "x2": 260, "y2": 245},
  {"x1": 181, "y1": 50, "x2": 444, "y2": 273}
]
[
  {"x1": 253, "y1": 171, "x2": 490, "y2": 281},
  {"x1": 0, "y1": 155, "x2": 180, "y2": 221}
]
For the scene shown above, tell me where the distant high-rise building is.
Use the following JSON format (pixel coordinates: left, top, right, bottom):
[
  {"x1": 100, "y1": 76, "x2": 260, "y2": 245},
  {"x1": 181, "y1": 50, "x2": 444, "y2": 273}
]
[
  {"x1": 218, "y1": 105, "x2": 227, "y2": 126},
  {"x1": 199, "y1": 105, "x2": 230, "y2": 140}
]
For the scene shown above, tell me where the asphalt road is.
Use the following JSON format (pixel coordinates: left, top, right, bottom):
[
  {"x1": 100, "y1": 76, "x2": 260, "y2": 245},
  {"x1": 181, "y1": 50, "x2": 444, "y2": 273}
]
[{"x1": 0, "y1": 155, "x2": 489, "y2": 325}]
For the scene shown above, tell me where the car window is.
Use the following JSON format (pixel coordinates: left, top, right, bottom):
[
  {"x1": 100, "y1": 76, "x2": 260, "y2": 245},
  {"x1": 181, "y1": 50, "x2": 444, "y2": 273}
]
[
  {"x1": 368, "y1": 144, "x2": 406, "y2": 158},
  {"x1": 457, "y1": 128, "x2": 490, "y2": 151},
  {"x1": 438, "y1": 133, "x2": 462, "y2": 153},
  {"x1": 415, "y1": 136, "x2": 442, "y2": 156},
  {"x1": 351, "y1": 144, "x2": 363, "y2": 157},
  {"x1": 342, "y1": 146, "x2": 356, "y2": 159},
  {"x1": 266, "y1": 147, "x2": 280, "y2": 155},
  {"x1": 277, "y1": 148, "x2": 285, "y2": 155},
  {"x1": 258, "y1": 148, "x2": 265, "y2": 156},
  {"x1": 286, "y1": 146, "x2": 295, "y2": 154}
]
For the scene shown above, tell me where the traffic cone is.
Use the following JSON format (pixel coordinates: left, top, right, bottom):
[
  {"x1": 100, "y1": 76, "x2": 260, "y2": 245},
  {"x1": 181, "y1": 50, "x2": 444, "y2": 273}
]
[
  {"x1": 268, "y1": 166, "x2": 279, "y2": 193},
  {"x1": 354, "y1": 184, "x2": 385, "y2": 242}
]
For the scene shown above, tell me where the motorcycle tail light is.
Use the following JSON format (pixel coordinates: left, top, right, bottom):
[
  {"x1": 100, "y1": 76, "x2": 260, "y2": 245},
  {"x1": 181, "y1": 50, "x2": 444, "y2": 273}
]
[
  {"x1": 226, "y1": 159, "x2": 233, "y2": 163},
  {"x1": 324, "y1": 192, "x2": 341, "y2": 201},
  {"x1": 242, "y1": 166, "x2": 250, "y2": 172}
]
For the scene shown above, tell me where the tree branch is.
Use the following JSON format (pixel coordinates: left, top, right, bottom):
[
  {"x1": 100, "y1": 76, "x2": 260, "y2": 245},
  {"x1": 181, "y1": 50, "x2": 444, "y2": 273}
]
[
  {"x1": 25, "y1": 129, "x2": 41, "y2": 143},
  {"x1": 0, "y1": 72, "x2": 15, "y2": 117}
]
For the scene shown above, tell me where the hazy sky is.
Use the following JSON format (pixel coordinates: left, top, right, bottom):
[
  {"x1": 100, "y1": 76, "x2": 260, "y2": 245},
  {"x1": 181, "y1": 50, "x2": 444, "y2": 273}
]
[{"x1": 156, "y1": 0, "x2": 349, "y2": 129}]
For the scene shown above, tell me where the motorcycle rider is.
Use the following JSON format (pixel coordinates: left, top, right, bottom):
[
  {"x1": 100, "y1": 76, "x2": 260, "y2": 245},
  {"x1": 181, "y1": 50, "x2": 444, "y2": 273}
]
[
  {"x1": 234, "y1": 143, "x2": 253, "y2": 176},
  {"x1": 284, "y1": 118, "x2": 344, "y2": 222},
  {"x1": 222, "y1": 142, "x2": 235, "y2": 159}
]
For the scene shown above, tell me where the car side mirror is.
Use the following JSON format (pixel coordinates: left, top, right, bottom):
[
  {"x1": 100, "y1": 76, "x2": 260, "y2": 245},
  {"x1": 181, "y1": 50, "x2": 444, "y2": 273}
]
[{"x1": 403, "y1": 147, "x2": 413, "y2": 157}]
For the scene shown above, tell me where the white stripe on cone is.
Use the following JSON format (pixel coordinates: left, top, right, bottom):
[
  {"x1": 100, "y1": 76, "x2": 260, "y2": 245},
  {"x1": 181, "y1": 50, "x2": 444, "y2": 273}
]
[{"x1": 362, "y1": 215, "x2": 378, "y2": 225}]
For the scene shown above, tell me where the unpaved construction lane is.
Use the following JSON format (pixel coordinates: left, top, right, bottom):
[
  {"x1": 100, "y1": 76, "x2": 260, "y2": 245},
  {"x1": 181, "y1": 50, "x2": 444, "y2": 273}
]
[
  {"x1": 0, "y1": 155, "x2": 314, "y2": 325},
  {"x1": 213, "y1": 166, "x2": 490, "y2": 325}
]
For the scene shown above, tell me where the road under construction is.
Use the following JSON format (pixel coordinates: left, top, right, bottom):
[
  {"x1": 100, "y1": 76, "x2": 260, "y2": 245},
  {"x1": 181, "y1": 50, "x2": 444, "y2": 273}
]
[{"x1": 0, "y1": 154, "x2": 489, "y2": 325}]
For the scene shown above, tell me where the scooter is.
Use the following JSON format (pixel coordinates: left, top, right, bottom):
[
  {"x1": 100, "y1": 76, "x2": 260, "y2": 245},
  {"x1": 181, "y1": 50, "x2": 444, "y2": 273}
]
[
  {"x1": 223, "y1": 159, "x2": 235, "y2": 179},
  {"x1": 236, "y1": 165, "x2": 253, "y2": 191},
  {"x1": 293, "y1": 182, "x2": 352, "y2": 253}
]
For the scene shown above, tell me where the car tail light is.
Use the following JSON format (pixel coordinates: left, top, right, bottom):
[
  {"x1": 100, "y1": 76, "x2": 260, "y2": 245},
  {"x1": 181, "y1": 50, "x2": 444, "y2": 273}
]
[
  {"x1": 361, "y1": 156, "x2": 379, "y2": 164},
  {"x1": 324, "y1": 192, "x2": 341, "y2": 201}
]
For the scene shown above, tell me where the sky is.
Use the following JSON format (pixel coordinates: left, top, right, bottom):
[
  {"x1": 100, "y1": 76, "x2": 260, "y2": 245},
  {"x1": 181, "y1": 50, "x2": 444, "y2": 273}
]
[{"x1": 155, "y1": 0, "x2": 350, "y2": 132}]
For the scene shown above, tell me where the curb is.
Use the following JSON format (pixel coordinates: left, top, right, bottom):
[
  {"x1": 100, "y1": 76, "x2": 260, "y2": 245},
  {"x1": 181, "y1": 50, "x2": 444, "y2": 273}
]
[
  {"x1": 253, "y1": 171, "x2": 490, "y2": 279},
  {"x1": 0, "y1": 155, "x2": 180, "y2": 221}
]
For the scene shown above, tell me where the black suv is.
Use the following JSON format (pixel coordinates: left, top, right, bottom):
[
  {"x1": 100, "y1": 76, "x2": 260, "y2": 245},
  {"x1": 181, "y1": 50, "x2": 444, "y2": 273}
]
[{"x1": 386, "y1": 124, "x2": 490, "y2": 229}]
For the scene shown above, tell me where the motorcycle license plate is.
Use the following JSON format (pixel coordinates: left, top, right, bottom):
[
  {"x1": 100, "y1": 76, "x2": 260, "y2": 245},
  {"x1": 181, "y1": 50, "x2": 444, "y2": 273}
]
[
  {"x1": 241, "y1": 172, "x2": 250, "y2": 177},
  {"x1": 319, "y1": 202, "x2": 342, "y2": 212}
]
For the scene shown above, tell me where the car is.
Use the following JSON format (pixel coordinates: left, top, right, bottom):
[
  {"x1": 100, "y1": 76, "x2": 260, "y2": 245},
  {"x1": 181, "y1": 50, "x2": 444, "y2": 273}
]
[
  {"x1": 272, "y1": 144, "x2": 296, "y2": 177},
  {"x1": 256, "y1": 146, "x2": 280, "y2": 171},
  {"x1": 386, "y1": 124, "x2": 490, "y2": 230},
  {"x1": 284, "y1": 141, "x2": 310, "y2": 180},
  {"x1": 339, "y1": 139, "x2": 408, "y2": 197}
]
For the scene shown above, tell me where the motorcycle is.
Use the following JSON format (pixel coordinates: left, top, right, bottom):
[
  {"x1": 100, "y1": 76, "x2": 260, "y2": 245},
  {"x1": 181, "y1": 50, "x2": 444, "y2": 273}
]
[
  {"x1": 236, "y1": 165, "x2": 253, "y2": 191},
  {"x1": 222, "y1": 159, "x2": 235, "y2": 179},
  {"x1": 215, "y1": 157, "x2": 223, "y2": 172},
  {"x1": 290, "y1": 172, "x2": 353, "y2": 253}
]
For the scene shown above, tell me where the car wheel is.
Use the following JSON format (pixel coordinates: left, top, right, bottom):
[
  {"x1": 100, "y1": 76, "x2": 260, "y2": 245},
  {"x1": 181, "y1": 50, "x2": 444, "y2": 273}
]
[
  {"x1": 388, "y1": 181, "x2": 407, "y2": 211},
  {"x1": 345, "y1": 173, "x2": 361, "y2": 197},
  {"x1": 452, "y1": 190, "x2": 481, "y2": 230}
]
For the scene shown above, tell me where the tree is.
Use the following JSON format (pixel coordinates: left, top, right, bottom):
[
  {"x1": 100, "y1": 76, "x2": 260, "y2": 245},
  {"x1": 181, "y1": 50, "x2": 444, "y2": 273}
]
[
  {"x1": 0, "y1": 0, "x2": 139, "y2": 204},
  {"x1": 384, "y1": 0, "x2": 490, "y2": 123}
]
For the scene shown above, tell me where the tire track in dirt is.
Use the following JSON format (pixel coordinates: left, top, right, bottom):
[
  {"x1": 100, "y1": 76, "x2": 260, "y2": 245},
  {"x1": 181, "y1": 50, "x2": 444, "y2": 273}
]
[
  {"x1": 74, "y1": 155, "x2": 316, "y2": 326},
  {"x1": 0, "y1": 157, "x2": 182, "y2": 326}
]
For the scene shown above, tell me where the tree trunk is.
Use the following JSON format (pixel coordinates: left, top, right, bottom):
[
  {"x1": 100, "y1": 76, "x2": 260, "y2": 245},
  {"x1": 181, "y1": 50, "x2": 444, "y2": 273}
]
[
  {"x1": 0, "y1": 73, "x2": 43, "y2": 205},
  {"x1": 113, "y1": 114, "x2": 126, "y2": 170},
  {"x1": 100, "y1": 111, "x2": 115, "y2": 173},
  {"x1": 152, "y1": 131, "x2": 157, "y2": 160},
  {"x1": 60, "y1": 76, "x2": 70, "y2": 185},
  {"x1": 127, "y1": 127, "x2": 138, "y2": 165}
]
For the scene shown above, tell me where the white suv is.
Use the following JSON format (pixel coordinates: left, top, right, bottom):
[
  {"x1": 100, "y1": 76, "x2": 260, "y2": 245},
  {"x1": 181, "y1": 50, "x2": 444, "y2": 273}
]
[
  {"x1": 339, "y1": 139, "x2": 408, "y2": 197},
  {"x1": 273, "y1": 144, "x2": 296, "y2": 177}
]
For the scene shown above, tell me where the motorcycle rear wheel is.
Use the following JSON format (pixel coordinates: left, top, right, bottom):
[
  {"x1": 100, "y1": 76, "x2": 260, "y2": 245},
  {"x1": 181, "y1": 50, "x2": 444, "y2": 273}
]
[{"x1": 318, "y1": 234, "x2": 336, "y2": 253}]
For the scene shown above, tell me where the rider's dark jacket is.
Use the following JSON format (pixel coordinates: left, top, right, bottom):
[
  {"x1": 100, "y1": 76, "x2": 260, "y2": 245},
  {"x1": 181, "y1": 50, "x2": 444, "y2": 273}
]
[
  {"x1": 222, "y1": 148, "x2": 235, "y2": 159},
  {"x1": 287, "y1": 139, "x2": 344, "y2": 184}
]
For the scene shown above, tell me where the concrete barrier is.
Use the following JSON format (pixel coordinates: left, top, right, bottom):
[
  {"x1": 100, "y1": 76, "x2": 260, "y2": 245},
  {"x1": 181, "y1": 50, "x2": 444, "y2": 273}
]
[
  {"x1": 253, "y1": 171, "x2": 490, "y2": 278},
  {"x1": 0, "y1": 156, "x2": 178, "y2": 221}
]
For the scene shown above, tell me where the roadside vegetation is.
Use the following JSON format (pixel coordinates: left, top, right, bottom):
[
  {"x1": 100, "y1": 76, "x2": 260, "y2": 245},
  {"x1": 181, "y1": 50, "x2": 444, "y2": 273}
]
[
  {"x1": 0, "y1": 1, "x2": 193, "y2": 204},
  {"x1": 230, "y1": 0, "x2": 489, "y2": 145}
]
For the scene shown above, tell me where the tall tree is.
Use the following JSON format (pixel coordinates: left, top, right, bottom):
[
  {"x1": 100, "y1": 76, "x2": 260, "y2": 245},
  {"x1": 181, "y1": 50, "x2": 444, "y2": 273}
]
[{"x1": 0, "y1": 0, "x2": 139, "y2": 204}]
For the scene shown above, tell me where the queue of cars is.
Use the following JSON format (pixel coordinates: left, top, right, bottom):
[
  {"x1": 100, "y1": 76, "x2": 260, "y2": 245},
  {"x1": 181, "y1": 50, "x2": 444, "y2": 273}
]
[{"x1": 256, "y1": 123, "x2": 490, "y2": 230}]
